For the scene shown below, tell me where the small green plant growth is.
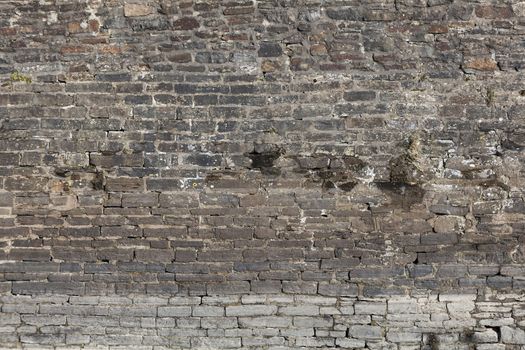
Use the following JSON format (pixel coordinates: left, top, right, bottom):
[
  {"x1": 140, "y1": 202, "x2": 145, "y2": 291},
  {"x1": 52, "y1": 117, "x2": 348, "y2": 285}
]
[
  {"x1": 485, "y1": 87, "x2": 495, "y2": 107},
  {"x1": 264, "y1": 127, "x2": 278, "y2": 134},
  {"x1": 407, "y1": 133, "x2": 422, "y2": 159},
  {"x1": 10, "y1": 70, "x2": 32, "y2": 84},
  {"x1": 1, "y1": 70, "x2": 32, "y2": 89},
  {"x1": 389, "y1": 132, "x2": 426, "y2": 185}
]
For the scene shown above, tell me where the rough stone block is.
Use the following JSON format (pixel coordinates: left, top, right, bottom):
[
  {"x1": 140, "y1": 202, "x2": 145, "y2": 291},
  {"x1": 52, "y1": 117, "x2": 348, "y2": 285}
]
[
  {"x1": 348, "y1": 325, "x2": 382, "y2": 340},
  {"x1": 226, "y1": 305, "x2": 277, "y2": 316},
  {"x1": 501, "y1": 326, "x2": 525, "y2": 344},
  {"x1": 157, "y1": 306, "x2": 191, "y2": 317}
]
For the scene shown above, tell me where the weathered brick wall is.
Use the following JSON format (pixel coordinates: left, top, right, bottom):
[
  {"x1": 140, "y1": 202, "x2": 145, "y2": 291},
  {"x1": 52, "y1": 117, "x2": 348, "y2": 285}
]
[{"x1": 1, "y1": 0, "x2": 525, "y2": 348}]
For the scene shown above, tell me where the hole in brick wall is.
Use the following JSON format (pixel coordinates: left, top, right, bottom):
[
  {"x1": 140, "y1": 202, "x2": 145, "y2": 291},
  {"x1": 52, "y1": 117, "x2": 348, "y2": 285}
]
[
  {"x1": 322, "y1": 180, "x2": 336, "y2": 190},
  {"x1": 92, "y1": 171, "x2": 105, "y2": 190},
  {"x1": 487, "y1": 326, "x2": 501, "y2": 342},
  {"x1": 376, "y1": 182, "x2": 425, "y2": 209},
  {"x1": 427, "y1": 333, "x2": 439, "y2": 350},
  {"x1": 341, "y1": 155, "x2": 366, "y2": 171},
  {"x1": 247, "y1": 146, "x2": 284, "y2": 175},
  {"x1": 54, "y1": 168, "x2": 72, "y2": 177},
  {"x1": 461, "y1": 329, "x2": 475, "y2": 344},
  {"x1": 388, "y1": 132, "x2": 430, "y2": 185},
  {"x1": 306, "y1": 155, "x2": 366, "y2": 192},
  {"x1": 501, "y1": 136, "x2": 525, "y2": 151},
  {"x1": 338, "y1": 181, "x2": 357, "y2": 191},
  {"x1": 389, "y1": 154, "x2": 423, "y2": 185}
]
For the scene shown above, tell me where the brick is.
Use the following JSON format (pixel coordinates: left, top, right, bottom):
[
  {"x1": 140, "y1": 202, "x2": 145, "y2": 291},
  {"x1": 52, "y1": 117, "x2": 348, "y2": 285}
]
[
  {"x1": 487, "y1": 276, "x2": 512, "y2": 289},
  {"x1": 388, "y1": 299, "x2": 419, "y2": 314},
  {"x1": 238, "y1": 316, "x2": 292, "y2": 328},
  {"x1": 258, "y1": 42, "x2": 282, "y2": 57},
  {"x1": 195, "y1": 52, "x2": 228, "y2": 64},
  {"x1": 90, "y1": 154, "x2": 144, "y2": 168},
  {"x1": 198, "y1": 250, "x2": 242, "y2": 262},
  {"x1": 173, "y1": 17, "x2": 199, "y2": 30},
  {"x1": 8, "y1": 249, "x2": 50, "y2": 262},
  {"x1": 318, "y1": 283, "x2": 357, "y2": 296},
  {"x1": 0, "y1": 313, "x2": 21, "y2": 326},
  {"x1": 293, "y1": 316, "x2": 333, "y2": 328},
  {"x1": 191, "y1": 337, "x2": 241, "y2": 348},
  {"x1": 121, "y1": 192, "x2": 158, "y2": 207},
  {"x1": 4, "y1": 177, "x2": 47, "y2": 192},
  {"x1": 186, "y1": 153, "x2": 222, "y2": 167},
  {"x1": 354, "y1": 302, "x2": 387, "y2": 315},
  {"x1": 201, "y1": 317, "x2": 238, "y2": 329},
  {"x1": 207, "y1": 281, "x2": 250, "y2": 295},
  {"x1": 336, "y1": 338, "x2": 366, "y2": 348},
  {"x1": 348, "y1": 325, "x2": 382, "y2": 340},
  {"x1": 282, "y1": 281, "x2": 318, "y2": 294},
  {"x1": 226, "y1": 305, "x2": 277, "y2": 316},
  {"x1": 192, "y1": 306, "x2": 224, "y2": 317},
  {"x1": 420, "y1": 232, "x2": 458, "y2": 245},
  {"x1": 157, "y1": 306, "x2": 191, "y2": 317},
  {"x1": 472, "y1": 329, "x2": 499, "y2": 343},
  {"x1": 20, "y1": 334, "x2": 65, "y2": 345},
  {"x1": 135, "y1": 249, "x2": 174, "y2": 263},
  {"x1": 501, "y1": 326, "x2": 525, "y2": 344},
  {"x1": 343, "y1": 91, "x2": 376, "y2": 101},
  {"x1": 124, "y1": 3, "x2": 154, "y2": 17},
  {"x1": 280, "y1": 305, "x2": 319, "y2": 316},
  {"x1": 66, "y1": 334, "x2": 90, "y2": 345},
  {"x1": 475, "y1": 5, "x2": 514, "y2": 19}
]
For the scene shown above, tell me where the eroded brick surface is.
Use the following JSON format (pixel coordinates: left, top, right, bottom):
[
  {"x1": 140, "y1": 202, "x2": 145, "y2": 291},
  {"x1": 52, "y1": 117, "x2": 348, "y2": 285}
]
[{"x1": 0, "y1": 0, "x2": 525, "y2": 348}]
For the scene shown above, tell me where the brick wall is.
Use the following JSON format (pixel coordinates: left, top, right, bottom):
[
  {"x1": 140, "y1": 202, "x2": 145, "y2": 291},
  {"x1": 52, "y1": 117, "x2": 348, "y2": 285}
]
[{"x1": 1, "y1": 0, "x2": 525, "y2": 348}]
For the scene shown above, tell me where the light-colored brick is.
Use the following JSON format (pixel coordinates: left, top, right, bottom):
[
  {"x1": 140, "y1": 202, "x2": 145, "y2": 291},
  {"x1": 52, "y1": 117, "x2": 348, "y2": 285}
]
[
  {"x1": 348, "y1": 325, "x2": 382, "y2": 340},
  {"x1": 226, "y1": 305, "x2": 277, "y2": 316},
  {"x1": 157, "y1": 306, "x2": 192, "y2": 317},
  {"x1": 279, "y1": 305, "x2": 319, "y2": 316},
  {"x1": 336, "y1": 338, "x2": 366, "y2": 348},
  {"x1": 192, "y1": 306, "x2": 224, "y2": 317},
  {"x1": 355, "y1": 302, "x2": 387, "y2": 315}
]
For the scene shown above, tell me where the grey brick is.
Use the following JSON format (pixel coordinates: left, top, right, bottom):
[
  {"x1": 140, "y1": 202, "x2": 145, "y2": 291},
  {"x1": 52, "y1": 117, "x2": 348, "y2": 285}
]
[
  {"x1": 191, "y1": 337, "x2": 241, "y2": 349},
  {"x1": 121, "y1": 193, "x2": 158, "y2": 207},
  {"x1": 135, "y1": 249, "x2": 174, "y2": 262},
  {"x1": 158, "y1": 306, "x2": 192, "y2": 317},
  {"x1": 501, "y1": 326, "x2": 525, "y2": 344},
  {"x1": 201, "y1": 317, "x2": 238, "y2": 329},
  {"x1": 238, "y1": 316, "x2": 292, "y2": 328},
  {"x1": 207, "y1": 282, "x2": 250, "y2": 295},
  {"x1": 354, "y1": 302, "x2": 387, "y2": 315},
  {"x1": 348, "y1": 325, "x2": 383, "y2": 340},
  {"x1": 336, "y1": 338, "x2": 366, "y2": 348},
  {"x1": 472, "y1": 329, "x2": 499, "y2": 343},
  {"x1": 318, "y1": 283, "x2": 358, "y2": 296},
  {"x1": 0, "y1": 313, "x2": 21, "y2": 325},
  {"x1": 109, "y1": 306, "x2": 156, "y2": 317},
  {"x1": 193, "y1": 306, "x2": 224, "y2": 317},
  {"x1": 226, "y1": 305, "x2": 277, "y2": 316},
  {"x1": 293, "y1": 316, "x2": 333, "y2": 328},
  {"x1": 387, "y1": 330, "x2": 421, "y2": 343},
  {"x1": 279, "y1": 305, "x2": 319, "y2": 316},
  {"x1": 20, "y1": 334, "x2": 66, "y2": 345}
]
